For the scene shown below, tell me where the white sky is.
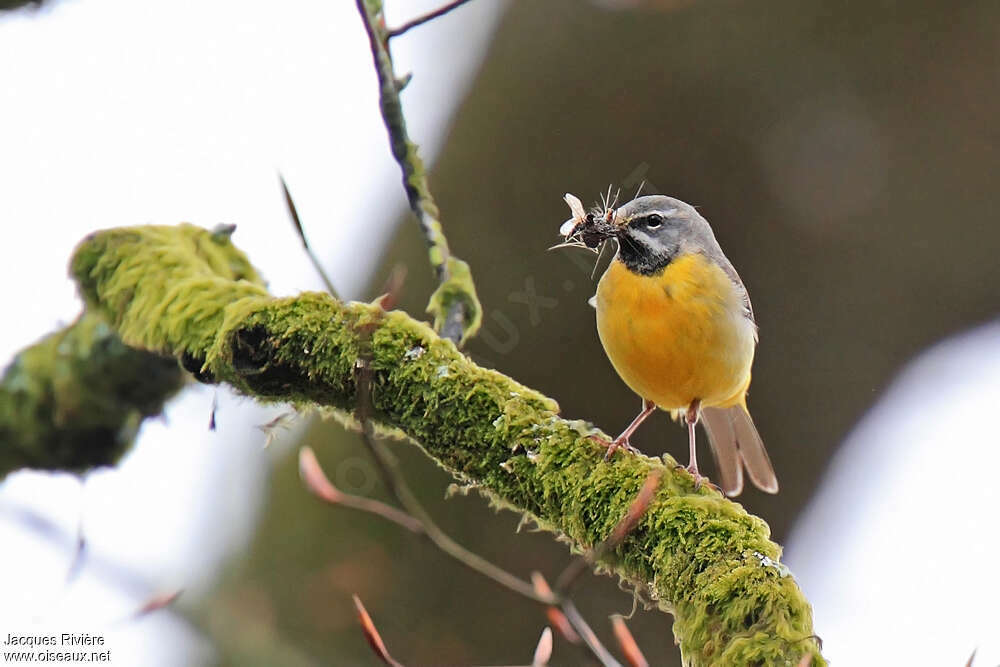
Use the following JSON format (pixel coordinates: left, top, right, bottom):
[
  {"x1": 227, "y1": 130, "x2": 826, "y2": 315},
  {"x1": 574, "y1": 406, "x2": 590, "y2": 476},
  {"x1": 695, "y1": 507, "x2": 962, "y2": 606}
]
[
  {"x1": 786, "y1": 320, "x2": 1000, "y2": 666},
  {"x1": 0, "y1": 1, "x2": 505, "y2": 664}
]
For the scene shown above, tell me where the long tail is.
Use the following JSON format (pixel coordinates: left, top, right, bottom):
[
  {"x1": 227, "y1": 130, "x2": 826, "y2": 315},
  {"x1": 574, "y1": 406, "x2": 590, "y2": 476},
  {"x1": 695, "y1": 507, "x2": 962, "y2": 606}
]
[{"x1": 700, "y1": 405, "x2": 779, "y2": 496}]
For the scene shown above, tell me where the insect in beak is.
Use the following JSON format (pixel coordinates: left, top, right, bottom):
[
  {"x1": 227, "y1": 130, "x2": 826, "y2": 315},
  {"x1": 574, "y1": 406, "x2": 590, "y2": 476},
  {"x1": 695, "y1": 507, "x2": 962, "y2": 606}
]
[
  {"x1": 559, "y1": 193, "x2": 589, "y2": 237},
  {"x1": 554, "y1": 192, "x2": 619, "y2": 251}
]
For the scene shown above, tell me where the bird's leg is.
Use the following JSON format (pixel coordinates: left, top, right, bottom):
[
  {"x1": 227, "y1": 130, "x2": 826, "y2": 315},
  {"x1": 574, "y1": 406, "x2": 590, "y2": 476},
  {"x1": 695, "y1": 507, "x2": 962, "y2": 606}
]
[
  {"x1": 684, "y1": 399, "x2": 705, "y2": 488},
  {"x1": 600, "y1": 398, "x2": 656, "y2": 460}
]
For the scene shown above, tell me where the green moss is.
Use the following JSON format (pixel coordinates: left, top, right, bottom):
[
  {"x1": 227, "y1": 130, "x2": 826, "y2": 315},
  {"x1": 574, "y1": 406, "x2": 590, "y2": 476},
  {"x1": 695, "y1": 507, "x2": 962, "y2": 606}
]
[
  {"x1": 70, "y1": 223, "x2": 269, "y2": 361},
  {"x1": 426, "y1": 256, "x2": 482, "y2": 345},
  {"x1": 0, "y1": 223, "x2": 268, "y2": 478},
  {"x1": 0, "y1": 313, "x2": 185, "y2": 476},
  {"x1": 53, "y1": 223, "x2": 824, "y2": 666},
  {"x1": 356, "y1": 0, "x2": 482, "y2": 347}
]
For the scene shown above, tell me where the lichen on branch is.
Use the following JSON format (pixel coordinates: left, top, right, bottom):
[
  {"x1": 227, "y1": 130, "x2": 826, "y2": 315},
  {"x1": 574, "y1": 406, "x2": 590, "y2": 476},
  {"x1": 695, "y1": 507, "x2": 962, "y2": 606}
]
[{"x1": 56, "y1": 223, "x2": 825, "y2": 666}]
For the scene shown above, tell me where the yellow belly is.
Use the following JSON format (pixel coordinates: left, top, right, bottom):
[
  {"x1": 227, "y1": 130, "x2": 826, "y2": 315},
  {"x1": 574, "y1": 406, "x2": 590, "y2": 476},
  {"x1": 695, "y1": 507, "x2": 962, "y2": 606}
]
[{"x1": 595, "y1": 253, "x2": 755, "y2": 411}]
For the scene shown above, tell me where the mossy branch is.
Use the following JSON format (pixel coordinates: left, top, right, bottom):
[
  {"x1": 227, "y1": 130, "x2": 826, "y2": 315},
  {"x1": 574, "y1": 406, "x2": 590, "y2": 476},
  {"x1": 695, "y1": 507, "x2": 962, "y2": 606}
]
[
  {"x1": 0, "y1": 224, "x2": 264, "y2": 476},
  {"x1": 0, "y1": 313, "x2": 184, "y2": 475},
  {"x1": 355, "y1": 0, "x2": 482, "y2": 346},
  {"x1": 45, "y1": 223, "x2": 823, "y2": 666}
]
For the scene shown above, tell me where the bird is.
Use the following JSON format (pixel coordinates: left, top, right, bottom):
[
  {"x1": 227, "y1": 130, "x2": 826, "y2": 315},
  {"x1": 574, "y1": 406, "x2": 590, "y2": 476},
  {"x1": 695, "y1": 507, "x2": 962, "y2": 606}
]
[{"x1": 558, "y1": 193, "x2": 778, "y2": 496}]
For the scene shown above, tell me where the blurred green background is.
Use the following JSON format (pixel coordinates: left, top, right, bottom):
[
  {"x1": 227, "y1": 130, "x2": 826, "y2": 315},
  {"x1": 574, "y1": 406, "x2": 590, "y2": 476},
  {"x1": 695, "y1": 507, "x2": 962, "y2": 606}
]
[{"x1": 205, "y1": 1, "x2": 1000, "y2": 664}]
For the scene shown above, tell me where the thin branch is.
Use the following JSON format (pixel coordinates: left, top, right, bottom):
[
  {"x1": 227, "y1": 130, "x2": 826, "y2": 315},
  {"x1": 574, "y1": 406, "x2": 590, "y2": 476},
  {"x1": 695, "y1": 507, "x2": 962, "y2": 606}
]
[
  {"x1": 256, "y1": 411, "x2": 296, "y2": 448},
  {"x1": 474, "y1": 627, "x2": 554, "y2": 667},
  {"x1": 352, "y1": 0, "x2": 443, "y2": 272},
  {"x1": 354, "y1": 0, "x2": 481, "y2": 345},
  {"x1": 385, "y1": 0, "x2": 476, "y2": 39},
  {"x1": 532, "y1": 571, "x2": 619, "y2": 667},
  {"x1": 353, "y1": 594, "x2": 405, "y2": 667},
  {"x1": 368, "y1": 459, "x2": 554, "y2": 602},
  {"x1": 208, "y1": 391, "x2": 219, "y2": 431},
  {"x1": 610, "y1": 616, "x2": 649, "y2": 667},
  {"x1": 531, "y1": 627, "x2": 553, "y2": 667},
  {"x1": 353, "y1": 596, "x2": 553, "y2": 667},
  {"x1": 299, "y1": 446, "x2": 423, "y2": 533},
  {"x1": 278, "y1": 173, "x2": 340, "y2": 299},
  {"x1": 561, "y1": 600, "x2": 622, "y2": 667},
  {"x1": 529, "y1": 573, "x2": 579, "y2": 644},
  {"x1": 64, "y1": 530, "x2": 87, "y2": 585},
  {"x1": 374, "y1": 264, "x2": 408, "y2": 310},
  {"x1": 131, "y1": 589, "x2": 183, "y2": 620}
]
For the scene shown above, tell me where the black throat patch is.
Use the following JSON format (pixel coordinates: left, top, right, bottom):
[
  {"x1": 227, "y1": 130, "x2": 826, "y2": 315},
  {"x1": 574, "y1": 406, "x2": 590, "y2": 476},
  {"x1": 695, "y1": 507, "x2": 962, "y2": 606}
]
[{"x1": 615, "y1": 237, "x2": 675, "y2": 276}]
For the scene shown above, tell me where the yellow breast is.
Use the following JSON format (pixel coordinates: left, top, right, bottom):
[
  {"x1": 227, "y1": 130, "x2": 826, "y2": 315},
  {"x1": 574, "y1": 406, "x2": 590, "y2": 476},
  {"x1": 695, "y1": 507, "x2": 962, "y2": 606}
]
[{"x1": 595, "y1": 253, "x2": 756, "y2": 411}]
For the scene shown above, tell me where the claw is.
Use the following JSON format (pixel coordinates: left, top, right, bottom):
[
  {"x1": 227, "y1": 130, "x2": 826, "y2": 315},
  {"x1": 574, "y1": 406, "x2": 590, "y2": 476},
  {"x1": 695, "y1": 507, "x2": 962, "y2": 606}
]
[
  {"x1": 671, "y1": 462, "x2": 719, "y2": 493},
  {"x1": 591, "y1": 434, "x2": 641, "y2": 460},
  {"x1": 682, "y1": 463, "x2": 721, "y2": 493},
  {"x1": 593, "y1": 398, "x2": 657, "y2": 461}
]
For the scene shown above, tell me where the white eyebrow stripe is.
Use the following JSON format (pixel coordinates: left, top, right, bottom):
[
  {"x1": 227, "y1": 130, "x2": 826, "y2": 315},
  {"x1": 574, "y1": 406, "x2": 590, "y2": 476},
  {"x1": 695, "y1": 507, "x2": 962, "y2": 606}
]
[{"x1": 622, "y1": 207, "x2": 676, "y2": 224}]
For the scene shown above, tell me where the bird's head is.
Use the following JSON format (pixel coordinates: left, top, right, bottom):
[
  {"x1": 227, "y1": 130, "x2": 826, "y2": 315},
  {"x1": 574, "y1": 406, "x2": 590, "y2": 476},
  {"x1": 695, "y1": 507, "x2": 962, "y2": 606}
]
[{"x1": 559, "y1": 194, "x2": 717, "y2": 276}]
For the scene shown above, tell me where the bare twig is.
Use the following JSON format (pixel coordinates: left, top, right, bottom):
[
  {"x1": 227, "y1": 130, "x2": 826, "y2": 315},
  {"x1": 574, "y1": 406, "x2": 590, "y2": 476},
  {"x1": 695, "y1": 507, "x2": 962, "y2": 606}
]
[
  {"x1": 532, "y1": 571, "x2": 620, "y2": 667},
  {"x1": 353, "y1": 594, "x2": 405, "y2": 667},
  {"x1": 385, "y1": 0, "x2": 476, "y2": 39},
  {"x1": 131, "y1": 589, "x2": 183, "y2": 619},
  {"x1": 278, "y1": 173, "x2": 340, "y2": 299},
  {"x1": 256, "y1": 411, "x2": 295, "y2": 448},
  {"x1": 374, "y1": 264, "x2": 408, "y2": 310},
  {"x1": 561, "y1": 600, "x2": 622, "y2": 667},
  {"x1": 208, "y1": 392, "x2": 218, "y2": 431},
  {"x1": 611, "y1": 615, "x2": 649, "y2": 667},
  {"x1": 64, "y1": 529, "x2": 87, "y2": 586},
  {"x1": 299, "y1": 446, "x2": 423, "y2": 533},
  {"x1": 531, "y1": 627, "x2": 553, "y2": 667},
  {"x1": 529, "y1": 572, "x2": 579, "y2": 644},
  {"x1": 354, "y1": 0, "x2": 481, "y2": 345}
]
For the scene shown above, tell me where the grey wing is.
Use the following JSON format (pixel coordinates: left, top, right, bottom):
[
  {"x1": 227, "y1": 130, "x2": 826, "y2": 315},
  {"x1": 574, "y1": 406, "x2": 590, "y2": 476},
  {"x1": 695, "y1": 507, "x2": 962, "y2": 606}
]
[{"x1": 713, "y1": 252, "x2": 758, "y2": 340}]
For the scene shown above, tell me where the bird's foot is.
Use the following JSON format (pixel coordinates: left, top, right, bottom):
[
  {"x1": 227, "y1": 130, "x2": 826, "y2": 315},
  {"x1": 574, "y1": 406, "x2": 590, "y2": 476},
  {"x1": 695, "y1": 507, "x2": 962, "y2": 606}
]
[
  {"x1": 590, "y1": 434, "x2": 642, "y2": 460},
  {"x1": 673, "y1": 463, "x2": 721, "y2": 493}
]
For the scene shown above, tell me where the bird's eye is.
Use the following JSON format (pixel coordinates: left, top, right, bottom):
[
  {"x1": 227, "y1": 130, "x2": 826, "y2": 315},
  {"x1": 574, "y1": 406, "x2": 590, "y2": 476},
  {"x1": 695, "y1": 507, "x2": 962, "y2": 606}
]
[{"x1": 645, "y1": 214, "x2": 663, "y2": 229}]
